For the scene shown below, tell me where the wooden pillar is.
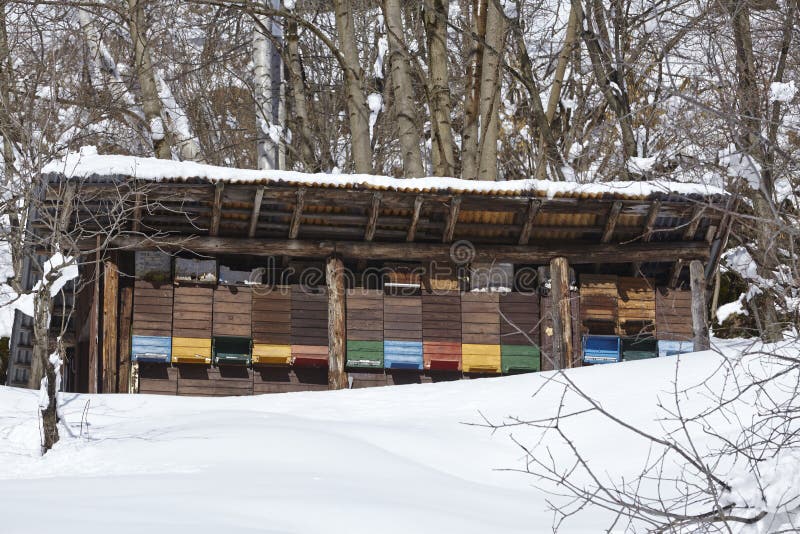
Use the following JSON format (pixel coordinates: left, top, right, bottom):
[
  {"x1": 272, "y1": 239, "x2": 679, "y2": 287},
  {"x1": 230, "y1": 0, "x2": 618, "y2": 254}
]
[
  {"x1": 689, "y1": 260, "x2": 710, "y2": 351},
  {"x1": 550, "y1": 256, "x2": 573, "y2": 369},
  {"x1": 102, "y1": 254, "x2": 119, "y2": 393},
  {"x1": 326, "y1": 255, "x2": 347, "y2": 389},
  {"x1": 117, "y1": 286, "x2": 133, "y2": 393},
  {"x1": 88, "y1": 241, "x2": 101, "y2": 393}
]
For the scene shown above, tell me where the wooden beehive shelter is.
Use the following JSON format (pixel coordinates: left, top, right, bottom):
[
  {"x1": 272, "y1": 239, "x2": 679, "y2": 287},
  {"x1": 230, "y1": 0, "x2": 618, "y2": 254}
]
[{"x1": 20, "y1": 154, "x2": 731, "y2": 395}]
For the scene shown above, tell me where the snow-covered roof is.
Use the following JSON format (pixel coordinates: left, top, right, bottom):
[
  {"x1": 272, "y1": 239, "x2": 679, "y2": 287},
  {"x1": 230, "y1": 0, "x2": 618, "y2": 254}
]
[{"x1": 42, "y1": 152, "x2": 726, "y2": 201}]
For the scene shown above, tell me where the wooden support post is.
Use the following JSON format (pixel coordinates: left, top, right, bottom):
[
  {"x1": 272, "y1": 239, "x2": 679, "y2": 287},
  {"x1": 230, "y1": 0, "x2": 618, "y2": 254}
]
[
  {"x1": 289, "y1": 188, "x2": 306, "y2": 239},
  {"x1": 683, "y1": 205, "x2": 704, "y2": 240},
  {"x1": 689, "y1": 260, "x2": 710, "y2": 351},
  {"x1": 406, "y1": 195, "x2": 423, "y2": 242},
  {"x1": 441, "y1": 197, "x2": 461, "y2": 243},
  {"x1": 601, "y1": 201, "x2": 624, "y2": 243},
  {"x1": 88, "y1": 239, "x2": 101, "y2": 394},
  {"x1": 248, "y1": 186, "x2": 265, "y2": 238},
  {"x1": 518, "y1": 199, "x2": 541, "y2": 245},
  {"x1": 326, "y1": 255, "x2": 347, "y2": 390},
  {"x1": 102, "y1": 254, "x2": 119, "y2": 393},
  {"x1": 632, "y1": 200, "x2": 660, "y2": 275},
  {"x1": 669, "y1": 259, "x2": 684, "y2": 289},
  {"x1": 550, "y1": 256, "x2": 573, "y2": 370},
  {"x1": 210, "y1": 182, "x2": 224, "y2": 236},
  {"x1": 117, "y1": 286, "x2": 133, "y2": 394},
  {"x1": 364, "y1": 192, "x2": 381, "y2": 241}
]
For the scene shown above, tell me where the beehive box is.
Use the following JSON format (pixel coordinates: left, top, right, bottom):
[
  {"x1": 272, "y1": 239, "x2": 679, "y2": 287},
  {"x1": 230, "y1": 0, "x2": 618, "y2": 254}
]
[
  {"x1": 132, "y1": 280, "x2": 173, "y2": 337},
  {"x1": 540, "y1": 291, "x2": 582, "y2": 371},
  {"x1": 461, "y1": 292, "x2": 501, "y2": 373},
  {"x1": 213, "y1": 336, "x2": 252, "y2": 366},
  {"x1": 422, "y1": 291, "x2": 461, "y2": 370},
  {"x1": 253, "y1": 367, "x2": 328, "y2": 394},
  {"x1": 580, "y1": 274, "x2": 619, "y2": 325},
  {"x1": 251, "y1": 286, "x2": 292, "y2": 364},
  {"x1": 617, "y1": 277, "x2": 656, "y2": 332},
  {"x1": 499, "y1": 292, "x2": 541, "y2": 374},
  {"x1": 213, "y1": 285, "x2": 252, "y2": 338},
  {"x1": 176, "y1": 365, "x2": 253, "y2": 397},
  {"x1": 346, "y1": 289, "x2": 384, "y2": 368},
  {"x1": 137, "y1": 363, "x2": 178, "y2": 395},
  {"x1": 134, "y1": 251, "x2": 171, "y2": 283},
  {"x1": 291, "y1": 286, "x2": 328, "y2": 366},
  {"x1": 172, "y1": 285, "x2": 213, "y2": 363},
  {"x1": 655, "y1": 288, "x2": 693, "y2": 340},
  {"x1": 383, "y1": 295, "x2": 423, "y2": 369}
]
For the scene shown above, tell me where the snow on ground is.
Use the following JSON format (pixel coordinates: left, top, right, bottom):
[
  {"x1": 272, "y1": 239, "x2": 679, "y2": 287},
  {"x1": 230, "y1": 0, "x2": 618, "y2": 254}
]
[{"x1": 0, "y1": 339, "x2": 797, "y2": 533}]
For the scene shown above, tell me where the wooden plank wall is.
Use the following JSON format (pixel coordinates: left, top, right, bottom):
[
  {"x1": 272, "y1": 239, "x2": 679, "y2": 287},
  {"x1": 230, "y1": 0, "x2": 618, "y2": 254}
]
[
  {"x1": 253, "y1": 367, "x2": 328, "y2": 394},
  {"x1": 172, "y1": 285, "x2": 213, "y2": 338},
  {"x1": 138, "y1": 363, "x2": 178, "y2": 395},
  {"x1": 383, "y1": 295, "x2": 422, "y2": 341},
  {"x1": 618, "y1": 277, "x2": 656, "y2": 336},
  {"x1": 176, "y1": 365, "x2": 253, "y2": 396},
  {"x1": 461, "y1": 292, "x2": 501, "y2": 373},
  {"x1": 580, "y1": 274, "x2": 619, "y2": 334},
  {"x1": 251, "y1": 287, "x2": 291, "y2": 344},
  {"x1": 655, "y1": 288, "x2": 693, "y2": 340},
  {"x1": 422, "y1": 291, "x2": 461, "y2": 370},
  {"x1": 499, "y1": 292, "x2": 540, "y2": 345},
  {"x1": 346, "y1": 289, "x2": 384, "y2": 341},
  {"x1": 290, "y1": 287, "x2": 328, "y2": 363}
]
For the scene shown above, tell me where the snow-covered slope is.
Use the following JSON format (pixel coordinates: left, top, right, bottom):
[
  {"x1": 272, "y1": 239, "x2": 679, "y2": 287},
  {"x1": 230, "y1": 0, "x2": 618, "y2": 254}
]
[{"x1": 0, "y1": 341, "x2": 797, "y2": 533}]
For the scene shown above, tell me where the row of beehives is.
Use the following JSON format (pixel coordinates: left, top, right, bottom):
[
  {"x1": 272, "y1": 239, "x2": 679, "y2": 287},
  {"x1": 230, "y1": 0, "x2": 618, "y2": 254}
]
[{"x1": 130, "y1": 278, "x2": 695, "y2": 374}]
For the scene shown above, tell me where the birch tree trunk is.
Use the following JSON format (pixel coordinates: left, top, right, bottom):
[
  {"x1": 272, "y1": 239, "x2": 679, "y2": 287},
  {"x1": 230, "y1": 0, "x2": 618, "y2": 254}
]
[
  {"x1": 423, "y1": 0, "x2": 456, "y2": 177},
  {"x1": 0, "y1": 0, "x2": 13, "y2": 182},
  {"x1": 333, "y1": 0, "x2": 372, "y2": 174},
  {"x1": 461, "y1": 0, "x2": 486, "y2": 180},
  {"x1": 383, "y1": 0, "x2": 424, "y2": 177},
  {"x1": 286, "y1": 17, "x2": 318, "y2": 171},
  {"x1": 128, "y1": 0, "x2": 171, "y2": 159},
  {"x1": 476, "y1": 0, "x2": 504, "y2": 181},
  {"x1": 253, "y1": 3, "x2": 280, "y2": 170}
]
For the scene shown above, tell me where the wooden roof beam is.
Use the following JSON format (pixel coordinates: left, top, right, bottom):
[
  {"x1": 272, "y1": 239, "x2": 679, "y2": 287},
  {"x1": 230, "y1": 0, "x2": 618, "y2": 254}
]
[
  {"x1": 683, "y1": 205, "x2": 704, "y2": 240},
  {"x1": 442, "y1": 197, "x2": 461, "y2": 244},
  {"x1": 100, "y1": 234, "x2": 712, "y2": 265},
  {"x1": 669, "y1": 259, "x2": 684, "y2": 288},
  {"x1": 209, "y1": 182, "x2": 224, "y2": 236},
  {"x1": 406, "y1": 195, "x2": 423, "y2": 242},
  {"x1": 631, "y1": 200, "x2": 660, "y2": 275},
  {"x1": 518, "y1": 199, "x2": 542, "y2": 245},
  {"x1": 288, "y1": 188, "x2": 306, "y2": 239},
  {"x1": 364, "y1": 192, "x2": 382, "y2": 241},
  {"x1": 248, "y1": 186, "x2": 265, "y2": 238},
  {"x1": 601, "y1": 201, "x2": 624, "y2": 243}
]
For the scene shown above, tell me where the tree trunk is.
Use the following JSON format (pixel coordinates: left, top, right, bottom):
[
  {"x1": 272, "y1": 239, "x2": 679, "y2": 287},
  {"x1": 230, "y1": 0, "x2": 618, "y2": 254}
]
[
  {"x1": 128, "y1": 0, "x2": 171, "y2": 159},
  {"x1": 333, "y1": 0, "x2": 372, "y2": 174},
  {"x1": 326, "y1": 255, "x2": 347, "y2": 389},
  {"x1": 550, "y1": 256, "x2": 573, "y2": 369},
  {"x1": 689, "y1": 260, "x2": 710, "y2": 351},
  {"x1": 476, "y1": 0, "x2": 504, "y2": 181},
  {"x1": 285, "y1": 17, "x2": 319, "y2": 172},
  {"x1": 461, "y1": 0, "x2": 486, "y2": 180},
  {"x1": 253, "y1": 5, "x2": 280, "y2": 170},
  {"x1": 423, "y1": 0, "x2": 456, "y2": 176},
  {"x1": 383, "y1": 0, "x2": 424, "y2": 177},
  {"x1": 31, "y1": 288, "x2": 58, "y2": 451}
]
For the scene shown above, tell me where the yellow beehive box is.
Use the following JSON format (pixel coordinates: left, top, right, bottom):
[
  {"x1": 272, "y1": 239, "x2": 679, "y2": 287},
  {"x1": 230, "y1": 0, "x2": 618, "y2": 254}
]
[
  {"x1": 461, "y1": 344, "x2": 501, "y2": 373},
  {"x1": 171, "y1": 337, "x2": 212, "y2": 364},
  {"x1": 252, "y1": 344, "x2": 292, "y2": 365}
]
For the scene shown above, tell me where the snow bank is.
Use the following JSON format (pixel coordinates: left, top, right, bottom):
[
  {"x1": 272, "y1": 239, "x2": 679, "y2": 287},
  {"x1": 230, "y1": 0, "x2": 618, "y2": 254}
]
[
  {"x1": 0, "y1": 339, "x2": 797, "y2": 533},
  {"x1": 42, "y1": 150, "x2": 727, "y2": 199}
]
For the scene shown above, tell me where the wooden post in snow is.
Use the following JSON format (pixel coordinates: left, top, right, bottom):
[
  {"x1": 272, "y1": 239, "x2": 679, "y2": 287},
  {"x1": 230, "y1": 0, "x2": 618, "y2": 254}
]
[
  {"x1": 550, "y1": 256, "x2": 573, "y2": 369},
  {"x1": 689, "y1": 260, "x2": 710, "y2": 351},
  {"x1": 88, "y1": 239, "x2": 101, "y2": 393},
  {"x1": 326, "y1": 255, "x2": 347, "y2": 389},
  {"x1": 102, "y1": 253, "x2": 119, "y2": 393}
]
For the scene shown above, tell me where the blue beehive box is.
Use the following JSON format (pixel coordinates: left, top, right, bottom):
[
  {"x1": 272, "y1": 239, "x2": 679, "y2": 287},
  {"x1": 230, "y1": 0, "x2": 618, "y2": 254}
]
[
  {"x1": 131, "y1": 335, "x2": 172, "y2": 363},
  {"x1": 384, "y1": 340, "x2": 424, "y2": 370},
  {"x1": 657, "y1": 340, "x2": 694, "y2": 357},
  {"x1": 582, "y1": 335, "x2": 621, "y2": 364}
]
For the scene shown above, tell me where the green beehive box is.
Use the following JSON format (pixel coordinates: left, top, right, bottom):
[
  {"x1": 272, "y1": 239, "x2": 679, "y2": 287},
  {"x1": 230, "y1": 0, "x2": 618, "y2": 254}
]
[
  {"x1": 622, "y1": 337, "x2": 657, "y2": 361},
  {"x1": 346, "y1": 340, "x2": 384, "y2": 369},
  {"x1": 501, "y1": 345, "x2": 541, "y2": 373},
  {"x1": 213, "y1": 336, "x2": 252, "y2": 366}
]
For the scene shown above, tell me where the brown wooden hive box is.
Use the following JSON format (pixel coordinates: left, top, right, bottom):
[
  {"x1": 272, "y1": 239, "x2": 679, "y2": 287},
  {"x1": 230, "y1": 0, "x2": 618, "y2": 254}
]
[
  {"x1": 499, "y1": 292, "x2": 540, "y2": 345},
  {"x1": 655, "y1": 288, "x2": 693, "y2": 340},
  {"x1": 422, "y1": 291, "x2": 461, "y2": 342},
  {"x1": 251, "y1": 286, "x2": 292, "y2": 344},
  {"x1": 172, "y1": 285, "x2": 214, "y2": 338},
  {"x1": 383, "y1": 295, "x2": 422, "y2": 341},
  {"x1": 346, "y1": 289, "x2": 384, "y2": 341},
  {"x1": 213, "y1": 285, "x2": 252, "y2": 338},
  {"x1": 290, "y1": 286, "x2": 328, "y2": 346},
  {"x1": 461, "y1": 292, "x2": 500, "y2": 345},
  {"x1": 132, "y1": 281, "x2": 174, "y2": 337}
]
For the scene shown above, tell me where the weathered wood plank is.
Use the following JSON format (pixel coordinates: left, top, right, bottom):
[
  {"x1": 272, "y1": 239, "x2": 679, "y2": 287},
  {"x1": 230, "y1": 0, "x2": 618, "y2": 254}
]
[
  {"x1": 406, "y1": 195, "x2": 424, "y2": 242},
  {"x1": 289, "y1": 188, "x2": 306, "y2": 239},
  {"x1": 210, "y1": 182, "x2": 224, "y2": 236},
  {"x1": 518, "y1": 199, "x2": 541, "y2": 245},
  {"x1": 102, "y1": 257, "x2": 119, "y2": 393},
  {"x1": 248, "y1": 186, "x2": 265, "y2": 238},
  {"x1": 601, "y1": 201, "x2": 624, "y2": 243}
]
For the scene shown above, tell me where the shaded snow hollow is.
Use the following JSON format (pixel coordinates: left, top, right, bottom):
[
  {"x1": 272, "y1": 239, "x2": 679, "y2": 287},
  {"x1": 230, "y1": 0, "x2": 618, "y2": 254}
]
[
  {"x1": 42, "y1": 149, "x2": 726, "y2": 200},
  {"x1": 0, "y1": 340, "x2": 797, "y2": 533}
]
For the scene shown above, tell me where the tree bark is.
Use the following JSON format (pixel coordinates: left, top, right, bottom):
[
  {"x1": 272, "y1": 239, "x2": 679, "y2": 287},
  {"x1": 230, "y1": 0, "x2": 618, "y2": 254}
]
[
  {"x1": 102, "y1": 255, "x2": 119, "y2": 393},
  {"x1": 689, "y1": 260, "x2": 710, "y2": 351},
  {"x1": 333, "y1": 0, "x2": 372, "y2": 174},
  {"x1": 326, "y1": 255, "x2": 347, "y2": 389},
  {"x1": 128, "y1": 0, "x2": 171, "y2": 159},
  {"x1": 383, "y1": 0, "x2": 424, "y2": 177},
  {"x1": 550, "y1": 256, "x2": 573, "y2": 370},
  {"x1": 476, "y1": 0, "x2": 504, "y2": 181},
  {"x1": 285, "y1": 17, "x2": 319, "y2": 172},
  {"x1": 423, "y1": 0, "x2": 456, "y2": 176},
  {"x1": 253, "y1": 3, "x2": 281, "y2": 170},
  {"x1": 461, "y1": 0, "x2": 486, "y2": 180}
]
